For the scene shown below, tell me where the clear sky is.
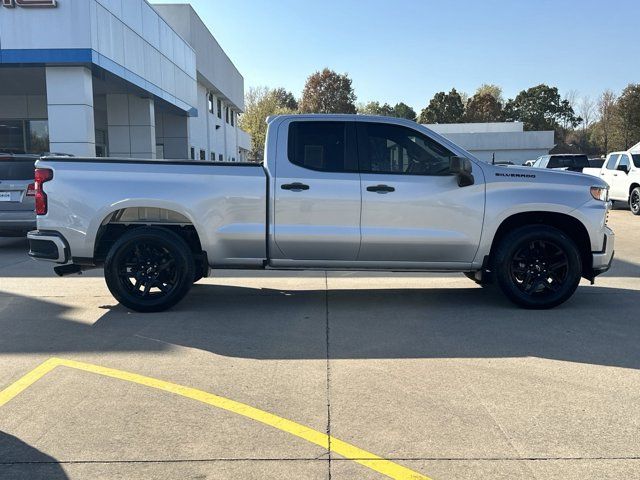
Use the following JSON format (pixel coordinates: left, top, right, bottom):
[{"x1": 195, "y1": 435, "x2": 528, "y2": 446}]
[{"x1": 153, "y1": 0, "x2": 639, "y2": 110}]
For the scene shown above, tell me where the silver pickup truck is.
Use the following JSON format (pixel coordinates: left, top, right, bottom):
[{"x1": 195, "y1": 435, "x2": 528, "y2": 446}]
[{"x1": 28, "y1": 114, "x2": 614, "y2": 312}]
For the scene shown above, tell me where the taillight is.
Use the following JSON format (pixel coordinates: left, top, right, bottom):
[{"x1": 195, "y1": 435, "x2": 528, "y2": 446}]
[
  {"x1": 26, "y1": 183, "x2": 36, "y2": 197},
  {"x1": 34, "y1": 168, "x2": 53, "y2": 215}
]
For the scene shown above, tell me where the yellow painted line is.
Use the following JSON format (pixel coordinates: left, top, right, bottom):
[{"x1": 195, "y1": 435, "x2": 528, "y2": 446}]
[
  {"x1": 0, "y1": 358, "x2": 59, "y2": 408},
  {"x1": 0, "y1": 358, "x2": 432, "y2": 480}
]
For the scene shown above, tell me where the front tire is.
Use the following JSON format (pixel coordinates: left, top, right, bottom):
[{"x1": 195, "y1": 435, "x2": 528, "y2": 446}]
[
  {"x1": 630, "y1": 187, "x2": 640, "y2": 215},
  {"x1": 104, "y1": 227, "x2": 195, "y2": 312},
  {"x1": 493, "y1": 226, "x2": 582, "y2": 309}
]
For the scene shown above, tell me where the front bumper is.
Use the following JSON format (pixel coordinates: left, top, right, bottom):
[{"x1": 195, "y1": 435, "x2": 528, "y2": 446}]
[
  {"x1": 591, "y1": 226, "x2": 615, "y2": 276},
  {"x1": 27, "y1": 230, "x2": 69, "y2": 264}
]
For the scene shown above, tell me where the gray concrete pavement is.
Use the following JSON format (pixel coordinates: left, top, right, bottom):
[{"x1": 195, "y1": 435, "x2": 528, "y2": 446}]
[{"x1": 0, "y1": 210, "x2": 639, "y2": 480}]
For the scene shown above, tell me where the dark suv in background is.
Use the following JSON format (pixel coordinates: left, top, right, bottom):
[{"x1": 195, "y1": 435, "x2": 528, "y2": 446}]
[{"x1": 0, "y1": 153, "x2": 38, "y2": 237}]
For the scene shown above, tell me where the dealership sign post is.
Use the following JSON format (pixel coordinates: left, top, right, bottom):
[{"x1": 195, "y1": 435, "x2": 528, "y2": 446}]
[{"x1": 2, "y1": 0, "x2": 57, "y2": 7}]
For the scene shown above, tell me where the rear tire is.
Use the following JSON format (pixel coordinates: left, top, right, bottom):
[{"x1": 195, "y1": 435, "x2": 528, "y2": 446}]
[
  {"x1": 104, "y1": 227, "x2": 195, "y2": 312},
  {"x1": 493, "y1": 225, "x2": 582, "y2": 309},
  {"x1": 630, "y1": 187, "x2": 640, "y2": 215}
]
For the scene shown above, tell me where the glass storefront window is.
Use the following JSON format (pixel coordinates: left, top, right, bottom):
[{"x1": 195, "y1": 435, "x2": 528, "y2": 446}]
[
  {"x1": 27, "y1": 120, "x2": 49, "y2": 154},
  {"x1": 0, "y1": 120, "x2": 49, "y2": 154},
  {"x1": 0, "y1": 120, "x2": 26, "y2": 154}
]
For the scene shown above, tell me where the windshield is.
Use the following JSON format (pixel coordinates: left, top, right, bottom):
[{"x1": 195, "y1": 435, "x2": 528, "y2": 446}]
[{"x1": 633, "y1": 154, "x2": 640, "y2": 168}]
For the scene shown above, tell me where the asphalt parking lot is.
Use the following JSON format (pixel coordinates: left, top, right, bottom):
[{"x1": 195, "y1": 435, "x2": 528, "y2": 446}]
[{"x1": 0, "y1": 209, "x2": 639, "y2": 480}]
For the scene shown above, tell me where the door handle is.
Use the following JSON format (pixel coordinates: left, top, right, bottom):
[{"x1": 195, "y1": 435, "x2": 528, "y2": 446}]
[
  {"x1": 366, "y1": 184, "x2": 395, "y2": 193},
  {"x1": 281, "y1": 182, "x2": 310, "y2": 192}
]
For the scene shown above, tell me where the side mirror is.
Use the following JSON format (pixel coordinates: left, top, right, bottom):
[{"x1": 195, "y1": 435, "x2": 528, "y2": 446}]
[
  {"x1": 617, "y1": 164, "x2": 630, "y2": 174},
  {"x1": 450, "y1": 156, "x2": 475, "y2": 187}
]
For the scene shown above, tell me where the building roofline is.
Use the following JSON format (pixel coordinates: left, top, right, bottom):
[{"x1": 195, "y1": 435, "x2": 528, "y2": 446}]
[{"x1": 151, "y1": 3, "x2": 244, "y2": 82}]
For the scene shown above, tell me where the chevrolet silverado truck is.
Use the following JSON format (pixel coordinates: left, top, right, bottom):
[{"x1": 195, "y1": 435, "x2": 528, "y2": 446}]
[
  {"x1": 583, "y1": 149, "x2": 640, "y2": 215},
  {"x1": 27, "y1": 115, "x2": 614, "y2": 312}
]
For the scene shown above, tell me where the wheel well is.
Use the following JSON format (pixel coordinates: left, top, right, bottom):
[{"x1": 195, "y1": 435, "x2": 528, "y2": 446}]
[
  {"x1": 630, "y1": 183, "x2": 640, "y2": 195},
  {"x1": 489, "y1": 212, "x2": 592, "y2": 278},
  {"x1": 93, "y1": 208, "x2": 205, "y2": 268}
]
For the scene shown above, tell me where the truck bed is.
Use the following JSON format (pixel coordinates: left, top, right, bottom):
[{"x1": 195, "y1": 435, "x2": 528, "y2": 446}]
[{"x1": 35, "y1": 157, "x2": 268, "y2": 267}]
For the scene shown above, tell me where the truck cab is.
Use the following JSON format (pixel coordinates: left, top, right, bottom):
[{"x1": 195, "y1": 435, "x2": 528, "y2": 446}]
[
  {"x1": 597, "y1": 150, "x2": 640, "y2": 214},
  {"x1": 267, "y1": 116, "x2": 484, "y2": 268}
]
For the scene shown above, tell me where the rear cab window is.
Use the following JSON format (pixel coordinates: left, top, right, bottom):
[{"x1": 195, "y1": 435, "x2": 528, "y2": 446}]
[
  {"x1": 0, "y1": 157, "x2": 36, "y2": 180},
  {"x1": 287, "y1": 121, "x2": 358, "y2": 172},
  {"x1": 547, "y1": 155, "x2": 589, "y2": 169}
]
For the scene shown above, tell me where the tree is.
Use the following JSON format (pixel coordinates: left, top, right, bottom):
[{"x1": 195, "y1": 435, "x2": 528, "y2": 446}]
[
  {"x1": 503, "y1": 84, "x2": 581, "y2": 132},
  {"x1": 576, "y1": 96, "x2": 596, "y2": 150},
  {"x1": 299, "y1": 68, "x2": 357, "y2": 114},
  {"x1": 239, "y1": 87, "x2": 296, "y2": 161},
  {"x1": 272, "y1": 87, "x2": 298, "y2": 111},
  {"x1": 561, "y1": 89, "x2": 580, "y2": 133},
  {"x1": 393, "y1": 102, "x2": 417, "y2": 121},
  {"x1": 418, "y1": 88, "x2": 465, "y2": 124},
  {"x1": 595, "y1": 90, "x2": 617, "y2": 153},
  {"x1": 463, "y1": 92, "x2": 503, "y2": 122},
  {"x1": 475, "y1": 84, "x2": 503, "y2": 104},
  {"x1": 614, "y1": 84, "x2": 640, "y2": 150},
  {"x1": 358, "y1": 101, "x2": 394, "y2": 116},
  {"x1": 357, "y1": 101, "x2": 417, "y2": 121}
]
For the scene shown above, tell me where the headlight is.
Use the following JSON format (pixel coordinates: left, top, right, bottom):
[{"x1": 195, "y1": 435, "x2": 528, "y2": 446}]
[{"x1": 590, "y1": 186, "x2": 609, "y2": 202}]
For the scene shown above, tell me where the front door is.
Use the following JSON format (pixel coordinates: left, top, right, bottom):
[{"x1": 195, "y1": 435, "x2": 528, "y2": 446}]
[
  {"x1": 611, "y1": 153, "x2": 631, "y2": 200},
  {"x1": 601, "y1": 154, "x2": 620, "y2": 198},
  {"x1": 356, "y1": 121, "x2": 485, "y2": 266},
  {"x1": 272, "y1": 120, "x2": 361, "y2": 261}
]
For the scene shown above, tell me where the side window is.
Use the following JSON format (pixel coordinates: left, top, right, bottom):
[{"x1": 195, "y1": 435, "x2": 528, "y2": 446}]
[
  {"x1": 574, "y1": 156, "x2": 589, "y2": 168},
  {"x1": 357, "y1": 123, "x2": 454, "y2": 175},
  {"x1": 606, "y1": 154, "x2": 620, "y2": 170},
  {"x1": 618, "y1": 154, "x2": 630, "y2": 171},
  {"x1": 288, "y1": 121, "x2": 357, "y2": 172},
  {"x1": 547, "y1": 156, "x2": 562, "y2": 168}
]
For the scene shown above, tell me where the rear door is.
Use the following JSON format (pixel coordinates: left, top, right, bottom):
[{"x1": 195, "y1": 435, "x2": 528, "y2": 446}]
[
  {"x1": 272, "y1": 119, "x2": 362, "y2": 262},
  {"x1": 356, "y1": 121, "x2": 485, "y2": 266}
]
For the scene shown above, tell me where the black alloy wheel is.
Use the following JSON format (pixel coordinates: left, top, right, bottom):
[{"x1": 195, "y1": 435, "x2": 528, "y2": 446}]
[
  {"x1": 117, "y1": 241, "x2": 179, "y2": 299},
  {"x1": 494, "y1": 225, "x2": 582, "y2": 309},
  {"x1": 509, "y1": 239, "x2": 569, "y2": 297},
  {"x1": 105, "y1": 227, "x2": 195, "y2": 312}
]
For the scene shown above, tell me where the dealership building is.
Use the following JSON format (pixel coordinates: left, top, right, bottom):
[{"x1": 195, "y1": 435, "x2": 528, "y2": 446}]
[
  {"x1": 425, "y1": 122, "x2": 555, "y2": 165},
  {"x1": 0, "y1": 0, "x2": 250, "y2": 161}
]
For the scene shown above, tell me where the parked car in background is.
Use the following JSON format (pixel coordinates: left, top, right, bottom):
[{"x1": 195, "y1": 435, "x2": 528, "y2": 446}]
[
  {"x1": 582, "y1": 150, "x2": 640, "y2": 215},
  {"x1": 589, "y1": 158, "x2": 605, "y2": 168},
  {"x1": 531, "y1": 154, "x2": 590, "y2": 172},
  {"x1": 0, "y1": 153, "x2": 38, "y2": 237}
]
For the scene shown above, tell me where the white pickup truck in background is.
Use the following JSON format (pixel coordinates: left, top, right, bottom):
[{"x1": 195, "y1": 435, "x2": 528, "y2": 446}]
[
  {"x1": 27, "y1": 115, "x2": 614, "y2": 312},
  {"x1": 583, "y1": 148, "x2": 640, "y2": 215}
]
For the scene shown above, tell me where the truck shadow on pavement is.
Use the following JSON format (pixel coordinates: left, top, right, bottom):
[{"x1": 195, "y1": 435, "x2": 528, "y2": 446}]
[
  {"x1": 0, "y1": 431, "x2": 68, "y2": 479},
  {"x1": 2, "y1": 281, "x2": 639, "y2": 369}
]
